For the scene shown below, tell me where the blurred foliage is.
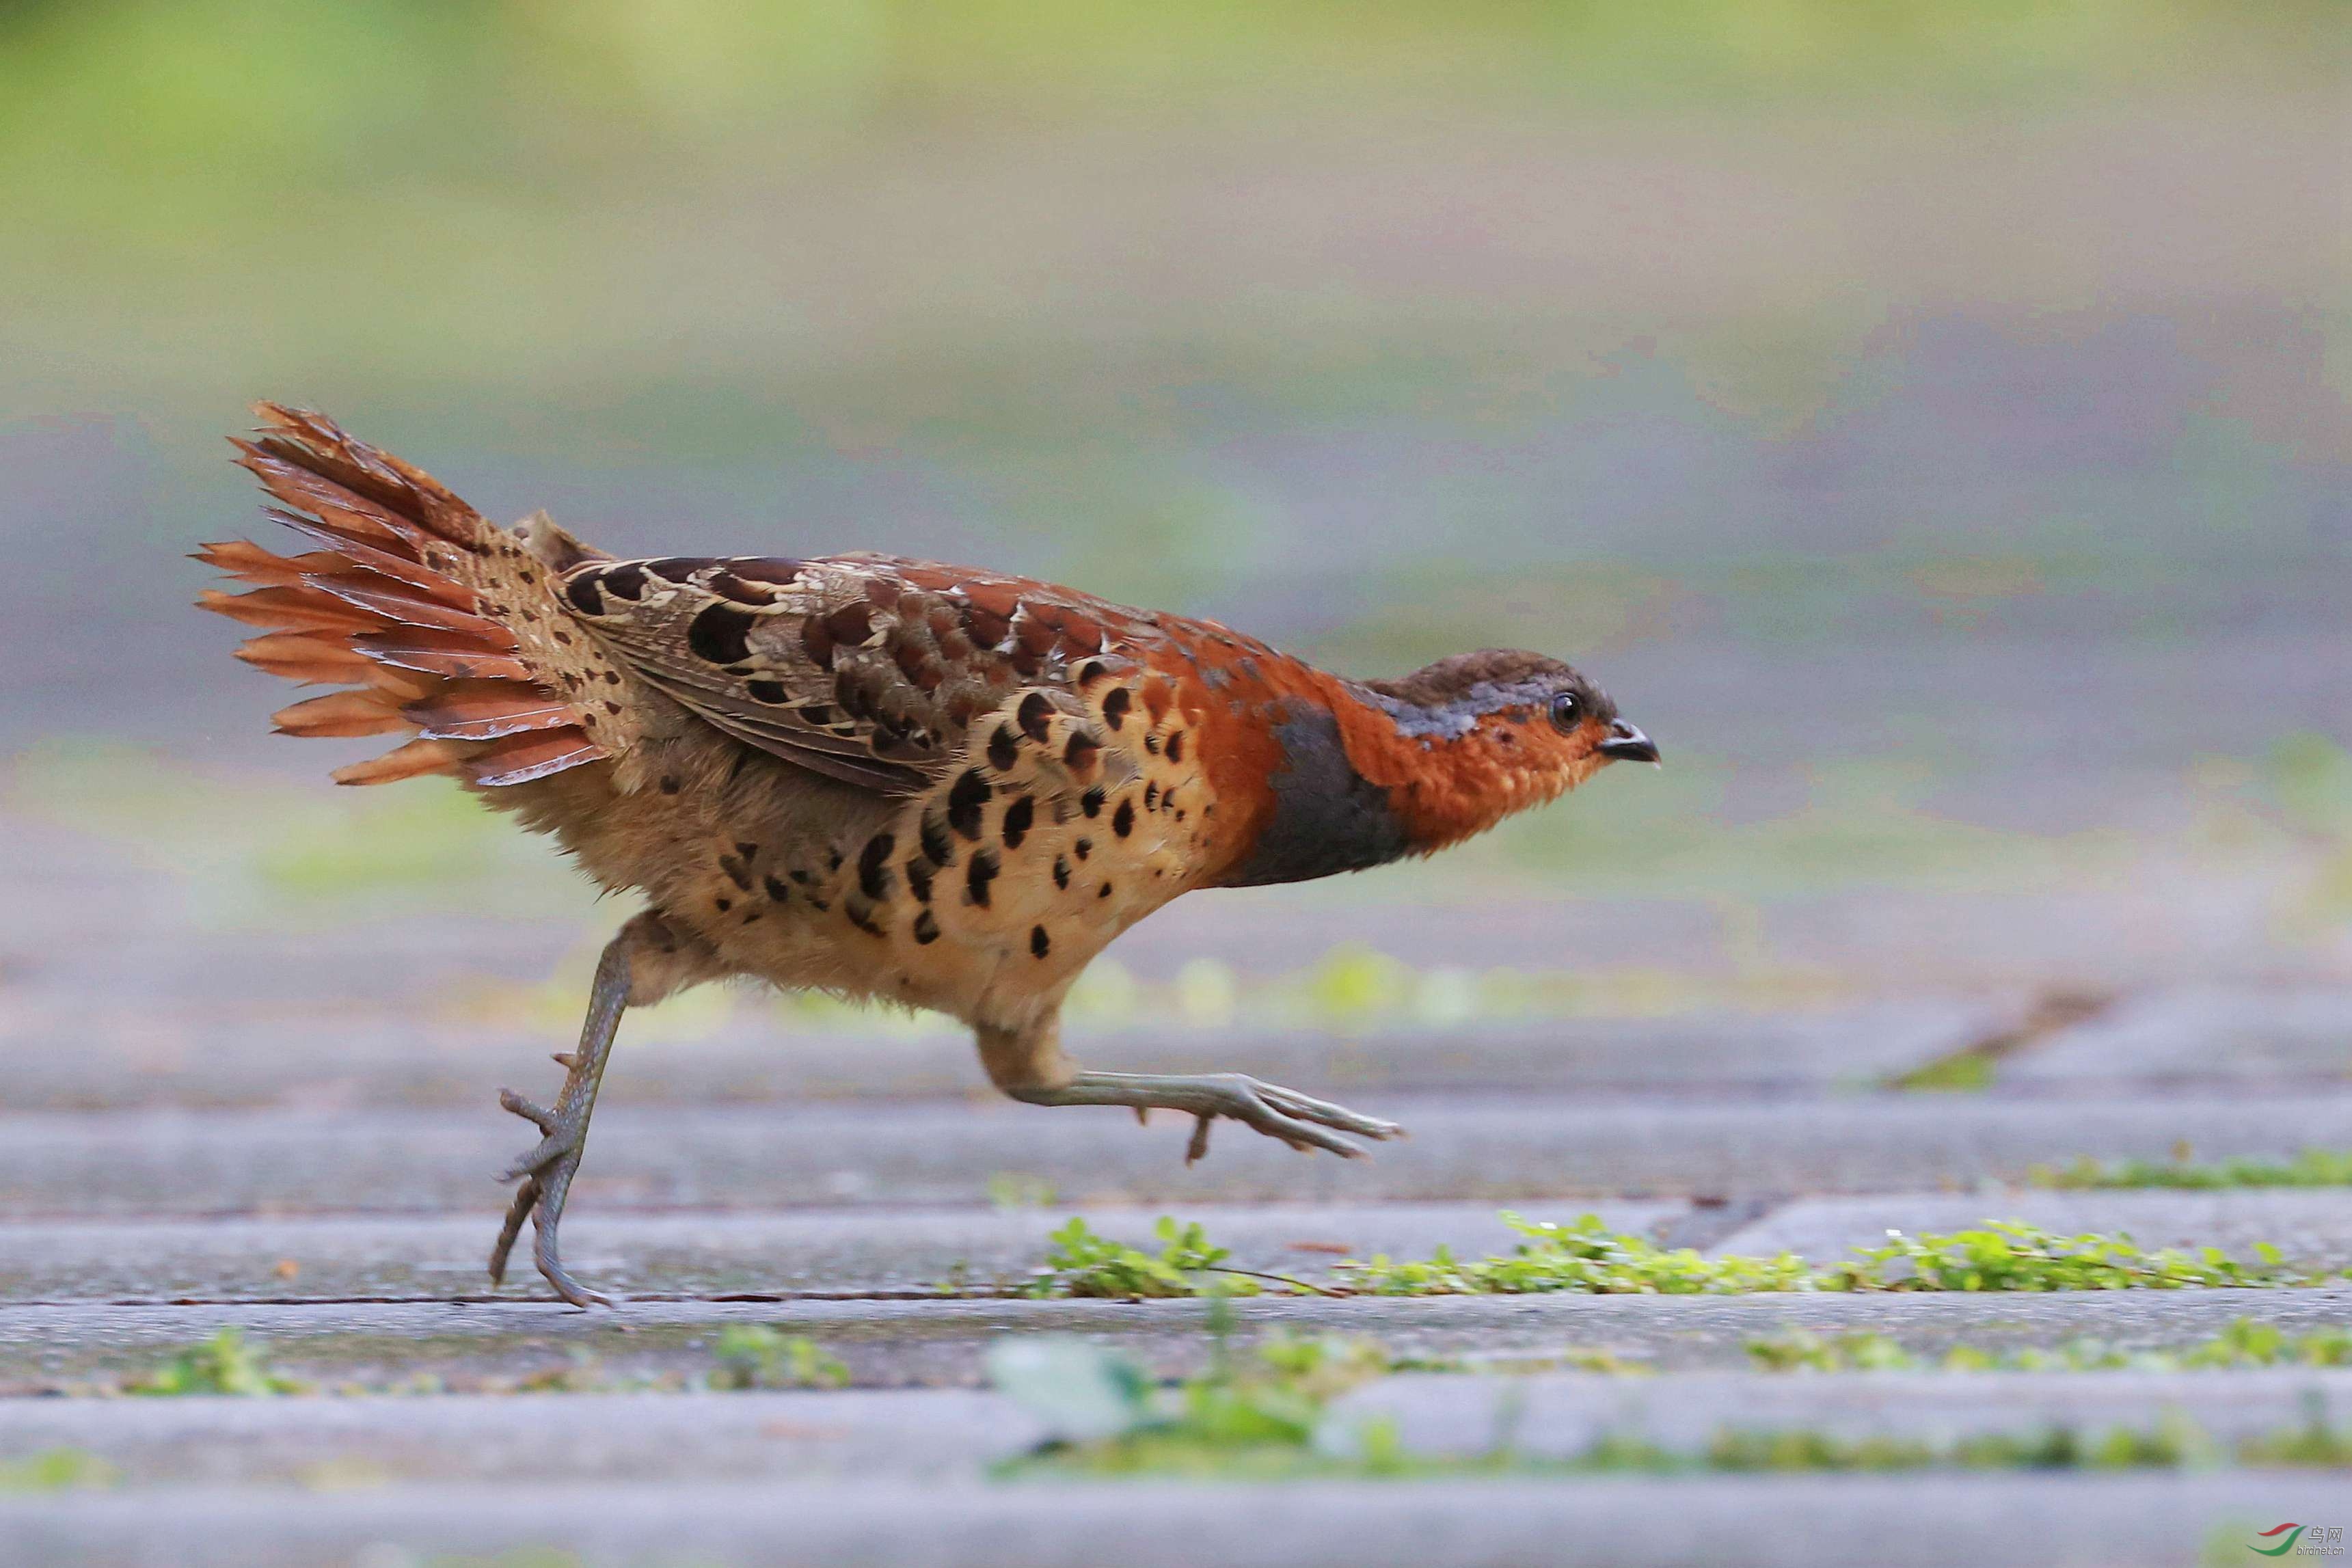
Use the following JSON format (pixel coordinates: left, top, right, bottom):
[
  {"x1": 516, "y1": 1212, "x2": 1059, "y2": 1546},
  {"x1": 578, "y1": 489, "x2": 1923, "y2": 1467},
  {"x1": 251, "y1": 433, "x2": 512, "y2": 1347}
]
[
  {"x1": 126, "y1": 1327, "x2": 310, "y2": 1396},
  {"x1": 1745, "y1": 1319, "x2": 2352, "y2": 1372},
  {"x1": 0, "y1": 1448, "x2": 119, "y2": 1492},
  {"x1": 705, "y1": 1325, "x2": 850, "y2": 1389},
  {"x1": 0, "y1": 1, "x2": 2334, "y2": 254}
]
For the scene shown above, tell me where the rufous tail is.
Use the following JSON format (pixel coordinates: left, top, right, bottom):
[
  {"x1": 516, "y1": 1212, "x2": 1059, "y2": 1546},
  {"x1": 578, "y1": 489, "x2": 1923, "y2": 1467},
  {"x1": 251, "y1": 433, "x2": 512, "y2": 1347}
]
[{"x1": 198, "y1": 403, "x2": 623, "y2": 787}]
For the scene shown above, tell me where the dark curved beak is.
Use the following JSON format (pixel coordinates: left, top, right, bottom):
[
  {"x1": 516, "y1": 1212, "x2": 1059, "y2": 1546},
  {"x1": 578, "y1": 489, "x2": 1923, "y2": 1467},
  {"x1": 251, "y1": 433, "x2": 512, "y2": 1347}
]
[{"x1": 1598, "y1": 720, "x2": 1660, "y2": 765}]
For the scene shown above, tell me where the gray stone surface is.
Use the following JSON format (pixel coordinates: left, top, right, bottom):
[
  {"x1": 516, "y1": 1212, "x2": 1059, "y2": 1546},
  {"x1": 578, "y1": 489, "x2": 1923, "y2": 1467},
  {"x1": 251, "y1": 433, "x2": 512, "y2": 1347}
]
[
  {"x1": 1712, "y1": 1190, "x2": 2352, "y2": 1271},
  {"x1": 2007, "y1": 985, "x2": 2352, "y2": 1087},
  {"x1": 0, "y1": 1202, "x2": 1678, "y2": 1304},
  {"x1": 0, "y1": 1003, "x2": 2005, "y2": 1111},
  {"x1": 1329, "y1": 1366, "x2": 2352, "y2": 1458},
  {"x1": 0, "y1": 1474, "x2": 2336, "y2": 1568},
  {"x1": 4, "y1": 1287, "x2": 2344, "y2": 1392},
  {"x1": 0, "y1": 1370, "x2": 2341, "y2": 1487},
  {"x1": 0, "y1": 1389, "x2": 1043, "y2": 1487},
  {"x1": 5, "y1": 1094, "x2": 2348, "y2": 1217}
]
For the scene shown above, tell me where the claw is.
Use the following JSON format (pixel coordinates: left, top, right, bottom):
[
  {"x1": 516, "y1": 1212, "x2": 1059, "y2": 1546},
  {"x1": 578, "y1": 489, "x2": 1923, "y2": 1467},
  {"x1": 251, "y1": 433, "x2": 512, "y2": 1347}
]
[
  {"x1": 1185, "y1": 1115, "x2": 1213, "y2": 1163},
  {"x1": 498, "y1": 1087, "x2": 558, "y2": 1133}
]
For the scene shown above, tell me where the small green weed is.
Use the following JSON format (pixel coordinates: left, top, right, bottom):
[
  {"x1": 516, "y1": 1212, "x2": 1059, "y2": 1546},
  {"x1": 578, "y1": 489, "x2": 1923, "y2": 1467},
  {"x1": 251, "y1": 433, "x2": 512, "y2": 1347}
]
[
  {"x1": 2031, "y1": 1148, "x2": 2352, "y2": 1189},
  {"x1": 1019, "y1": 1217, "x2": 1274, "y2": 1299},
  {"x1": 126, "y1": 1329, "x2": 308, "y2": 1396},
  {"x1": 707, "y1": 1327, "x2": 851, "y2": 1390},
  {"x1": 1820, "y1": 1222, "x2": 2295, "y2": 1291},
  {"x1": 1018, "y1": 1213, "x2": 2331, "y2": 1301},
  {"x1": 1337, "y1": 1213, "x2": 1814, "y2": 1296}
]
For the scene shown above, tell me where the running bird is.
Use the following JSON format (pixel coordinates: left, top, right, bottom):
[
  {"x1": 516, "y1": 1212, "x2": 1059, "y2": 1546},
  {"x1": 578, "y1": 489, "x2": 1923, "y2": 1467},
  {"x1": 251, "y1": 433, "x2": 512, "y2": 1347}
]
[{"x1": 200, "y1": 405, "x2": 1661, "y2": 1306}]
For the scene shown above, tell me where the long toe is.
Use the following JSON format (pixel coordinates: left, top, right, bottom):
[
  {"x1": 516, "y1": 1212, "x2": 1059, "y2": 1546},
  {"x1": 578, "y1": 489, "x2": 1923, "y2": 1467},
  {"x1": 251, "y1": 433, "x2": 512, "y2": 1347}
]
[{"x1": 1249, "y1": 1080, "x2": 1405, "y2": 1140}]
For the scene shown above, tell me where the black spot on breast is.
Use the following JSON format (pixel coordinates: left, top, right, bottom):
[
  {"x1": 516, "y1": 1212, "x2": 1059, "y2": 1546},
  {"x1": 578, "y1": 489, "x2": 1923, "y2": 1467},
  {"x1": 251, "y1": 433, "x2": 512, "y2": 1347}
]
[
  {"x1": 715, "y1": 897, "x2": 732, "y2": 913},
  {"x1": 803, "y1": 894, "x2": 830, "y2": 912},
  {"x1": 1076, "y1": 660, "x2": 1107, "y2": 688},
  {"x1": 947, "y1": 770, "x2": 991, "y2": 839},
  {"x1": 913, "y1": 910, "x2": 941, "y2": 944},
  {"x1": 603, "y1": 670, "x2": 621, "y2": 685},
  {"x1": 1030, "y1": 925, "x2": 1051, "y2": 958},
  {"x1": 1074, "y1": 837, "x2": 1092, "y2": 860},
  {"x1": 763, "y1": 874, "x2": 790, "y2": 903},
  {"x1": 563, "y1": 574, "x2": 604, "y2": 615},
  {"x1": 717, "y1": 854, "x2": 753, "y2": 891},
  {"x1": 659, "y1": 775, "x2": 681, "y2": 795},
  {"x1": 1144, "y1": 783, "x2": 1159, "y2": 811},
  {"x1": 800, "y1": 704, "x2": 833, "y2": 727},
  {"x1": 735, "y1": 841, "x2": 760, "y2": 861},
  {"x1": 601, "y1": 563, "x2": 647, "y2": 601},
  {"x1": 987, "y1": 725, "x2": 1019, "y2": 773},
  {"x1": 1053, "y1": 855, "x2": 1070, "y2": 889},
  {"x1": 746, "y1": 679, "x2": 790, "y2": 705},
  {"x1": 1165, "y1": 730, "x2": 1185, "y2": 763},
  {"x1": 689, "y1": 602, "x2": 758, "y2": 665},
  {"x1": 919, "y1": 813, "x2": 954, "y2": 867},
  {"x1": 1098, "y1": 881, "x2": 1113, "y2": 898},
  {"x1": 1101, "y1": 688, "x2": 1132, "y2": 729},
  {"x1": 1144, "y1": 733, "x2": 1159, "y2": 755},
  {"x1": 845, "y1": 897, "x2": 887, "y2": 936},
  {"x1": 859, "y1": 833, "x2": 896, "y2": 900},
  {"x1": 1081, "y1": 787, "x2": 1105, "y2": 818},
  {"x1": 965, "y1": 848, "x2": 999, "y2": 906},
  {"x1": 1001, "y1": 796, "x2": 1034, "y2": 848},
  {"x1": 828, "y1": 849, "x2": 844, "y2": 871},
  {"x1": 905, "y1": 858, "x2": 934, "y2": 903},
  {"x1": 1064, "y1": 732, "x2": 1100, "y2": 773},
  {"x1": 1017, "y1": 692, "x2": 1053, "y2": 743},
  {"x1": 1113, "y1": 800, "x2": 1135, "y2": 837}
]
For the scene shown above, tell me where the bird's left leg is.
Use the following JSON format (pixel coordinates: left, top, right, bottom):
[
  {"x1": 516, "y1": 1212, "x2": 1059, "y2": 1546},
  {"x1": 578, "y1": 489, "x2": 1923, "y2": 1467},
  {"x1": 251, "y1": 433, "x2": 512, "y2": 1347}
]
[
  {"x1": 489, "y1": 909, "x2": 721, "y2": 1307},
  {"x1": 976, "y1": 1014, "x2": 1403, "y2": 1162}
]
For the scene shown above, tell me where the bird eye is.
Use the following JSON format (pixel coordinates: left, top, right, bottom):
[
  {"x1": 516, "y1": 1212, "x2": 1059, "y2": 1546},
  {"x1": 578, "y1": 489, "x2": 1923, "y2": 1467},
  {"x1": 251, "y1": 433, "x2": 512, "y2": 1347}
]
[{"x1": 1548, "y1": 692, "x2": 1581, "y2": 732}]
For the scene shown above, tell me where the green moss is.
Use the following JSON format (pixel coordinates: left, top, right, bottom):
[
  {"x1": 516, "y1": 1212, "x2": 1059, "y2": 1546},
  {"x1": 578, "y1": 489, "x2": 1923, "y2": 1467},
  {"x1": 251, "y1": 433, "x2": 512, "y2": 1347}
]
[{"x1": 2031, "y1": 1148, "x2": 2352, "y2": 1190}]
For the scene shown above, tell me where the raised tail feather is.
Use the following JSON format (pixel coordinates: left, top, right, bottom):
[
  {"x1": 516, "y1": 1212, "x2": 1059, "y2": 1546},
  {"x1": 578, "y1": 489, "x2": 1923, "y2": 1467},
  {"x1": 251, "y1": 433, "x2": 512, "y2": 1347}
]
[{"x1": 199, "y1": 403, "x2": 624, "y2": 788}]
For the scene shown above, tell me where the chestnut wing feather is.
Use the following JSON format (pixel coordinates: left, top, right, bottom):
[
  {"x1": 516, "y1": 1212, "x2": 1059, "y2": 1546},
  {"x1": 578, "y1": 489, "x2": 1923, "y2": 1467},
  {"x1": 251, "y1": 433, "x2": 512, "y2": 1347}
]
[{"x1": 558, "y1": 554, "x2": 1143, "y2": 795}]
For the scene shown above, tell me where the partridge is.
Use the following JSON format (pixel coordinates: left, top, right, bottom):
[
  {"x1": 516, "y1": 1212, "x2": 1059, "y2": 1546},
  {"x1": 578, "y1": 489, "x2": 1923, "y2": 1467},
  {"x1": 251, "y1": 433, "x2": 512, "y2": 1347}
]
[{"x1": 201, "y1": 405, "x2": 1660, "y2": 1306}]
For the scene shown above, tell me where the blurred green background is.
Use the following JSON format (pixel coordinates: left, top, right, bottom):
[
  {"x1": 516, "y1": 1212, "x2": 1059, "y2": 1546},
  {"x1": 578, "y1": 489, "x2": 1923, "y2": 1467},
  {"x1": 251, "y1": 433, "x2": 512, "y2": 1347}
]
[{"x1": 1, "y1": 0, "x2": 2344, "y2": 1001}]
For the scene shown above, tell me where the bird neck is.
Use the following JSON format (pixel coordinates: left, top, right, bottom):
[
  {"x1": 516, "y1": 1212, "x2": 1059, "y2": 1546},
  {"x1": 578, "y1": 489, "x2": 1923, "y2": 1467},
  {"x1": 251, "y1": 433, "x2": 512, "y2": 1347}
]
[
  {"x1": 1338, "y1": 684, "x2": 1539, "y2": 855},
  {"x1": 1215, "y1": 683, "x2": 1526, "y2": 887}
]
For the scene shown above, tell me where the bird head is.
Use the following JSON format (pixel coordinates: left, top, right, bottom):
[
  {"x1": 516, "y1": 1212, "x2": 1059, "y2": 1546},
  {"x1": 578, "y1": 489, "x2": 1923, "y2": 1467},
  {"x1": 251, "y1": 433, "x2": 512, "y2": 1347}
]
[{"x1": 1355, "y1": 649, "x2": 1657, "y2": 847}]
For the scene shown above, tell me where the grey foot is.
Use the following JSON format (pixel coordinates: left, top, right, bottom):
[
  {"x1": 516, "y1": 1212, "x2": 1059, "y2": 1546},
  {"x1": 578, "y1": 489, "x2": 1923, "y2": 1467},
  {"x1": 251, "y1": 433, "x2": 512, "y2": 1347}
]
[
  {"x1": 489, "y1": 1082, "x2": 608, "y2": 1309},
  {"x1": 1025, "y1": 1070, "x2": 1404, "y2": 1163}
]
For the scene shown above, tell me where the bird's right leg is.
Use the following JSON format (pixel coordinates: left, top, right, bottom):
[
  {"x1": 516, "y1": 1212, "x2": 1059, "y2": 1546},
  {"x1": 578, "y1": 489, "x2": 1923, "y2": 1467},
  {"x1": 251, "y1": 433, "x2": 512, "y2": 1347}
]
[
  {"x1": 976, "y1": 1015, "x2": 1403, "y2": 1161},
  {"x1": 489, "y1": 909, "x2": 719, "y2": 1308}
]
